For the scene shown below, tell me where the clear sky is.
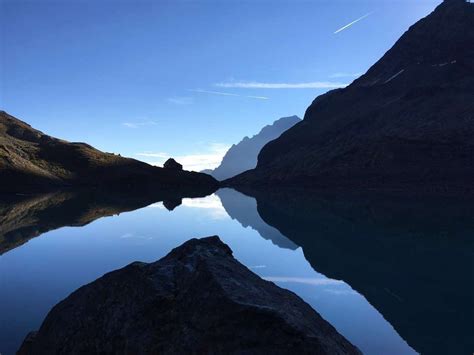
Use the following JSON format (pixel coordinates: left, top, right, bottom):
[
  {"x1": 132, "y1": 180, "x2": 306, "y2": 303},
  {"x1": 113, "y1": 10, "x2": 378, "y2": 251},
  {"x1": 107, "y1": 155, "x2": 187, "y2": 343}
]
[{"x1": 1, "y1": 0, "x2": 441, "y2": 171}]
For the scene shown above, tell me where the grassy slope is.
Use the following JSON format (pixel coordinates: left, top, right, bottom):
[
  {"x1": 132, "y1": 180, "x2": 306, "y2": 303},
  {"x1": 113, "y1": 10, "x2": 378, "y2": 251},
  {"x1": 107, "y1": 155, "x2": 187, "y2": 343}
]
[{"x1": 0, "y1": 111, "x2": 217, "y2": 192}]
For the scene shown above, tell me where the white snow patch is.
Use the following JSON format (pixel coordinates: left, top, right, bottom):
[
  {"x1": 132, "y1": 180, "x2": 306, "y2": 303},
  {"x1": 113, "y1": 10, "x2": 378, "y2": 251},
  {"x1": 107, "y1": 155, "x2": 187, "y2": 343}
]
[
  {"x1": 384, "y1": 69, "x2": 405, "y2": 84},
  {"x1": 432, "y1": 60, "x2": 456, "y2": 67}
]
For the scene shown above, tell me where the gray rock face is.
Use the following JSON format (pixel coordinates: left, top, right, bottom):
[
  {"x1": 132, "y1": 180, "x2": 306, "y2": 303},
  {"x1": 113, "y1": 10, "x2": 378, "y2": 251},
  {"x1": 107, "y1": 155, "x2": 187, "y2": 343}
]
[
  {"x1": 18, "y1": 236, "x2": 360, "y2": 355},
  {"x1": 209, "y1": 115, "x2": 300, "y2": 181}
]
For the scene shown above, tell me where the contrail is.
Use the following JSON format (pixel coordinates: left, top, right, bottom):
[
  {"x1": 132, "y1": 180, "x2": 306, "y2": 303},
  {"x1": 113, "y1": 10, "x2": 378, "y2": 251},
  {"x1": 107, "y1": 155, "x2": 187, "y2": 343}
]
[
  {"x1": 334, "y1": 12, "x2": 373, "y2": 34},
  {"x1": 188, "y1": 89, "x2": 269, "y2": 100},
  {"x1": 188, "y1": 89, "x2": 240, "y2": 97}
]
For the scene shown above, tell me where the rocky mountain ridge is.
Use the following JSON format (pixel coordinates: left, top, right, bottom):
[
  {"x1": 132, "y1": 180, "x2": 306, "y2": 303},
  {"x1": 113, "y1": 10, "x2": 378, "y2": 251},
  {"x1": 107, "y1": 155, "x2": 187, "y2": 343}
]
[
  {"x1": 227, "y1": 0, "x2": 474, "y2": 192},
  {"x1": 208, "y1": 115, "x2": 300, "y2": 180}
]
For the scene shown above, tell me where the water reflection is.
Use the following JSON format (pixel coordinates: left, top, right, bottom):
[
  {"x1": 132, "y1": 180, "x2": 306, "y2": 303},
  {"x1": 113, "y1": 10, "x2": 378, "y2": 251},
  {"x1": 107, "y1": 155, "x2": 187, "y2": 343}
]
[
  {"x1": 237, "y1": 187, "x2": 474, "y2": 355},
  {"x1": 217, "y1": 188, "x2": 297, "y2": 250},
  {"x1": 0, "y1": 188, "x2": 211, "y2": 255},
  {"x1": 1, "y1": 187, "x2": 470, "y2": 354}
]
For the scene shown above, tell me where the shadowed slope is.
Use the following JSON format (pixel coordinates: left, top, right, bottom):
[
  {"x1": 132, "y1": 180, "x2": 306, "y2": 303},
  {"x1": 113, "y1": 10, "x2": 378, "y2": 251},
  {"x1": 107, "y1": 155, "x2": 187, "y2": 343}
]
[
  {"x1": 0, "y1": 111, "x2": 217, "y2": 193},
  {"x1": 228, "y1": 0, "x2": 474, "y2": 191}
]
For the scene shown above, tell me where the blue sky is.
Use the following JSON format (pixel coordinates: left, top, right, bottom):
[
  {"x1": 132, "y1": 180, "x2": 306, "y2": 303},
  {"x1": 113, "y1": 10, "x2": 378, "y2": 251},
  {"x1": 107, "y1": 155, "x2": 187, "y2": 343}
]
[{"x1": 1, "y1": 0, "x2": 441, "y2": 170}]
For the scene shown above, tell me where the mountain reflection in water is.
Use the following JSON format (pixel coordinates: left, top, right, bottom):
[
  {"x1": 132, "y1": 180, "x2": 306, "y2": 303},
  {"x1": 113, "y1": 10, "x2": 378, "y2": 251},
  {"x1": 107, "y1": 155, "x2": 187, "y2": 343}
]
[
  {"x1": 1, "y1": 187, "x2": 472, "y2": 355},
  {"x1": 236, "y1": 187, "x2": 474, "y2": 355},
  {"x1": 0, "y1": 188, "x2": 211, "y2": 255}
]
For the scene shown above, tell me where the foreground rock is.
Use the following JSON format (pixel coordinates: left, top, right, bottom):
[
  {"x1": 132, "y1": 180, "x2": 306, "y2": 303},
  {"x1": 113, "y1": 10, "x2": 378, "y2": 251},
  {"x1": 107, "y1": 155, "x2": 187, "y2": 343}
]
[{"x1": 18, "y1": 236, "x2": 360, "y2": 355}]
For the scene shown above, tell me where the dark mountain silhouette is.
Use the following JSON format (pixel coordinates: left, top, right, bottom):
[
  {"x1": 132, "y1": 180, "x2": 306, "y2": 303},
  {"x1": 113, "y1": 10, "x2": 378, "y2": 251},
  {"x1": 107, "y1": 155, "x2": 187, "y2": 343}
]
[
  {"x1": 0, "y1": 187, "x2": 212, "y2": 255},
  {"x1": 228, "y1": 0, "x2": 474, "y2": 192},
  {"x1": 19, "y1": 236, "x2": 360, "y2": 355},
  {"x1": 237, "y1": 187, "x2": 474, "y2": 355},
  {"x1": 216, "y1": 188, "x2": 297, "y2": 250},
  {"x1": 0, "y1": 111, "x2": 217, "y2": 193},
  {"x1": 208, "y1": 115, "x2": 300, "y2": 180}
]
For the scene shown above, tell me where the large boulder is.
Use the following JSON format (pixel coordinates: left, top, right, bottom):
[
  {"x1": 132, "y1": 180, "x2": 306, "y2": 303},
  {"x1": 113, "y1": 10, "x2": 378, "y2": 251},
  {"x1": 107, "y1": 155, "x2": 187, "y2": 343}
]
[{"x1": 18, "y1": 236, "x2": 360, "y2": 355}]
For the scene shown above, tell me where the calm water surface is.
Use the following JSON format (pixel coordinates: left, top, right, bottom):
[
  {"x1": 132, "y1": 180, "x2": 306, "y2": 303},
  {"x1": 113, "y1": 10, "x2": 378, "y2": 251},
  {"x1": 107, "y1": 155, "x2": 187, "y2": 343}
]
[{"x1": 1, "y1": 188, "x2": 472, "y2": 355}]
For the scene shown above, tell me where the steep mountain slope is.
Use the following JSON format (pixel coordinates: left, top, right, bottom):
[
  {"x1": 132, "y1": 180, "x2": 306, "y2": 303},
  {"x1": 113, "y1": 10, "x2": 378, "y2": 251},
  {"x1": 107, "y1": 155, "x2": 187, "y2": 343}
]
[
  {"x1": 228, "y1": 0, "x2": 474, "y2": 191},
  {"x1": 209, "y1": 115, "x2": 300, "y2": 180},
  {"x1": 0, "y1": 111, "x2": 217, "y2": 192}
]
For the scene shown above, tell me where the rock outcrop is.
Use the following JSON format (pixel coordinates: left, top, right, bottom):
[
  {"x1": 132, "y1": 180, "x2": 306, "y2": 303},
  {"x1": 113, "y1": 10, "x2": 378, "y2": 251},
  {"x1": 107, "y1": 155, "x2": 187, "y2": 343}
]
[
  {"x1": 0, "y1": 111, "x2": 217, "y2": 193},
  {"x1": 18, "y1": 236, "x2": 360, "y2": 355},
  {"x1": 163, "y1": 158, "x2": 183, "y2": 171},
  {"x1": 227, "y1": 0, "x2": 474, "y2": 192}
]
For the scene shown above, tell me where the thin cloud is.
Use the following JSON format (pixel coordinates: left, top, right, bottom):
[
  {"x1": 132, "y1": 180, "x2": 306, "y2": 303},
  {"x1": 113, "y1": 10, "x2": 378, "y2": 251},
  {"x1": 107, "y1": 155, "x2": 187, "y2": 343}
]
[
  {"x1": 136, "y1": 152, "x2": 168, "y2": 158},
  {"x1": 325, "y1": 289, "x2": 357, "y2": 295},
  {"x1": 329, "y1": 72, "x2": 363, "y2": 79},
  {"x1": 246, "y1": 95, "x2": 270, "y2": 100},
  {"x1": 334, "y1": 12, "x2": 373, "y2": 34},
  {"x1": 182, "y1": 195, "x2": 228, "y2": 220},
  {"x1": 189, "y1": 89, "x2": 239, "y2": 97},
  {"x1": 167, "y1": 96, "x2": 194, "y2": 105},
  {"x1": 215, "y1": 81, "x2": 347, "y2": 89},
  {"x1": 146, "y1": 202, "x2": 167, "y2": 209},
  {"x1": 182, "y1": 195, "x2": 223, "y2": 209},
  {"x1": 189, "y1": 89, "x2": 269, "y2": 100},
  {"x1": 263, "y1": 277, "x2": 344, "y2": 286},
  {"x1": 135, "y1": 143, "x2": 230, "y2": 172},
  {"x1": 122, "y1": 121, "x2": 158, "y2": 129}
]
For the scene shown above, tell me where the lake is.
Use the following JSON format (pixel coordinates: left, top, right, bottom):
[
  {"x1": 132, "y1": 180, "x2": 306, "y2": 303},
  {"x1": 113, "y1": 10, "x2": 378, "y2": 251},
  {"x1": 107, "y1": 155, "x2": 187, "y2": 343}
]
[{"x1": 1, "y1": 188, "x2": 472, "y2": 355}]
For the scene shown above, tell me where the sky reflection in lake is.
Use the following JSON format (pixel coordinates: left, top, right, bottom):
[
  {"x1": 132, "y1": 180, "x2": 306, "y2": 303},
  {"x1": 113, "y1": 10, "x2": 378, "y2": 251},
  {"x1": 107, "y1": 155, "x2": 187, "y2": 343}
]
[{"x1": 0, "y1": 190, "x2": 417, "y2": 355}]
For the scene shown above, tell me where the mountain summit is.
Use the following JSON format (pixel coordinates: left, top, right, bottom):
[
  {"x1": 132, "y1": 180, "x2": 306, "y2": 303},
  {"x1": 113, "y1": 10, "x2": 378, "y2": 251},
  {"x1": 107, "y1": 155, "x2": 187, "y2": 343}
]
[
  {"x1": 209, "y1": 115, "x2": 300, "y2": 180},
  {"x1": 227, "y1": 0, "x2": 474, "y2": 191}
]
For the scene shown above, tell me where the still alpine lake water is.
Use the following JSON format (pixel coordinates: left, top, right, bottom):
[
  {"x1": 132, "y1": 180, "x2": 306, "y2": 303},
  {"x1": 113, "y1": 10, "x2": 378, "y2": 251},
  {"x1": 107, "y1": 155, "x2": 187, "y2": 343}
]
[{"x1": 1, "y1": 188, "x2": 473, "y2": 355}]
